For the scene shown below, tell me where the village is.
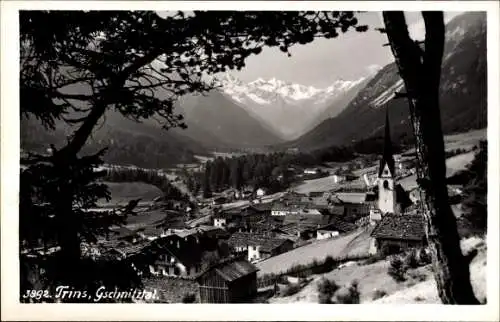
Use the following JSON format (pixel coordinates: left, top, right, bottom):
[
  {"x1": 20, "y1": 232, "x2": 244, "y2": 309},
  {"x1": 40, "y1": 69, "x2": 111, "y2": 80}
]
[{"x1": 63, "y1": 120, "x2": 485, "y2": 304}]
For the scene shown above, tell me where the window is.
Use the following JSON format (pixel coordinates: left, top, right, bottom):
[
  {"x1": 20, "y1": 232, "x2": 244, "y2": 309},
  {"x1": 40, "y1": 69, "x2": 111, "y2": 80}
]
[{"x1": 383, "y1": 180, "x2": 389, "y2": 189}]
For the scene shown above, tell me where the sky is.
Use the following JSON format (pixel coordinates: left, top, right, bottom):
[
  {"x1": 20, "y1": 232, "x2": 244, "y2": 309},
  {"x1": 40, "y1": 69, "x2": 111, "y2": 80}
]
[{"x1": 223, "y1": 11, "x2": 464, "y2": 87}]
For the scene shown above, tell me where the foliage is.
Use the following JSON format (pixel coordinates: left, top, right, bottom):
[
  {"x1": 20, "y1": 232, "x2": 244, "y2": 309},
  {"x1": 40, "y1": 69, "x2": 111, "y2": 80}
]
[
  {"x1": 362, "y1": 253, "x2": 386, "y2": 265},
  {"x1": 372, "y1": 289, "x2": 387, "y2": 300},
  {"x1": 417, "y1": 247, "x2": 432, "y2": 266},
  {"x1": 102, "y1": 166, "x2": 190, "y2": 202},
  {"x1": 388, "y1": 255, "x2": 407, "y2": 282},
  {"x1": 332, "y1": 280, "x2": 360, "y2": 304},
  {"x1": 404, "y1": 249, "x2": 419, "y2": 269},
  {"x1": 181, "y1": 292, "x2": 196, "y2": 303},
  {"x1": 317, "y1": 277, "x2": 339, "y2": 303},
  {"x1": 281, "y1": 283, "x2": 302, "y2": 297},
  {"x1": 190, "y1": 146, "x2": 364, "y2": 195}
]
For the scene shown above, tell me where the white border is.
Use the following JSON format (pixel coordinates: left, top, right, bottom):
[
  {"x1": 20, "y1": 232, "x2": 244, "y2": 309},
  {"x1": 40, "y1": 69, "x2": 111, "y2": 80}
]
[{"x1": 1, "y1": 1, "x2": 499, "y2": 321}]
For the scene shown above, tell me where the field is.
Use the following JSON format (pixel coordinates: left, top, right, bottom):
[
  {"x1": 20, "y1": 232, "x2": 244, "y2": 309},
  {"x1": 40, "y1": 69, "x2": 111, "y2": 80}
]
[
  {"x1": 292, "y1": 175, "x2": 366, "y2": 194},
  {"x1": 125, "y1": 209, "x2": 169, "y2": 230},
  {"x1": 256, "y1": 227, "x2": 373, "y2": 276},
  {"x1": 97, "y1": 181, "x2": 163, "y2": 207},
  {"x1": 446, "y1": 151, "x2": 476, "y2": 176},
  {"x1": 404, "y1": 128, "x2": 485, "y2": 155},
  {"x1": 444, "y1": 128, "x2": 486, "y2": 151},
  {"x1": 292, "y1": 175, "x2": 339, "y2": 194},
  {"x1": 373, "y1": 237, "x2": 487, "y2": 304},
  {"x1": 398, "y1": 150, "x2": 476, "y2": 192},
  {"x1": 269, "y1": 236, "x2": 486, "y2": 304}
]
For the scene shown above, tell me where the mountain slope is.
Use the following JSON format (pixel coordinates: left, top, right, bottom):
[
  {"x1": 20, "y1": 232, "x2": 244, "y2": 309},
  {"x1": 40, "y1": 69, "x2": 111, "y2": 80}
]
[
  {"x1": 21, "y1": 110, "x2": 209, "y2": 168},
  {"x1": 292, "y1": 12, "x2": 487, "y2": 151},
  {"x1": 175, "y1": 90, "x2": 284, "y2": 148},
  {"x1": 219, "y1": 74, "x2": 369, "y2": 139},
  {"x1": 304, "y1": 76, "x2": 373, "y2": 135}
]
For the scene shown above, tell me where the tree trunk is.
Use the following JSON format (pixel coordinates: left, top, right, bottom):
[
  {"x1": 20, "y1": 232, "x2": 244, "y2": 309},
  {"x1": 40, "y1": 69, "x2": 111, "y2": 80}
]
[{"x1": 382, "y1": 11, "x2": 480, "y2": 304}]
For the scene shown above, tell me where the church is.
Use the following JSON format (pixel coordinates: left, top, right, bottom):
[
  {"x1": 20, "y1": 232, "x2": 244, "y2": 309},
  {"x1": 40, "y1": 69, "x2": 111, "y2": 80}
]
[
  {"x1": 368, "y1": 111, "x2": 427, "y2": 255},
  {"x1": 368, "y1": 111, "x2": 409, "y2": 224}
]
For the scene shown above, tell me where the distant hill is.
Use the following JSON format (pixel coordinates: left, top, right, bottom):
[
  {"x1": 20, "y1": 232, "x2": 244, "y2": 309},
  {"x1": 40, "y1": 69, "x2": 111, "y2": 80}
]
[
  {"x1": 217, "y1": 73, "x2": 372, "y2": 139},
  {"x1": 175, "y1": 90, "x2": 285, "y2": 148},
  {"x1": 21, "y1": 110, "x2": 209, "y2": 169},
  {"x1": 291, "y1": 12, "x2": 487, "y2": 151}
]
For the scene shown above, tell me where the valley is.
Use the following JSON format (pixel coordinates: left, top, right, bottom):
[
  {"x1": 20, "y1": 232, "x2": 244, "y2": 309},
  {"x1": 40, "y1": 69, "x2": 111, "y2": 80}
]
[{"x1": 18, "y1": 10, "x2": 490, "y2": 308}]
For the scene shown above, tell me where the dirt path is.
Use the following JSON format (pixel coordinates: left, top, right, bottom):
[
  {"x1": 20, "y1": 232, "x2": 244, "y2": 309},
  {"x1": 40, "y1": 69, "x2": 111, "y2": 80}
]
[{"x1": 256, "y1": 227, "x2": 371, "y2": 276}]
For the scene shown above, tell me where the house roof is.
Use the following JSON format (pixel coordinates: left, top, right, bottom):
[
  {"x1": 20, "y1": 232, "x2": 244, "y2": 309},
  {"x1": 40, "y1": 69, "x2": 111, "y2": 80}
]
[
  {"x1": 370, "y1": 214, "x2": 426, "y2": 241},
  {"x1": 328, "y1": 195, "x2": 345, "y2": 205},
  {"x1": 102, "y1": 239, "x2": 152, "y2": 258},
  {"x1": 328, "y1": 205, "x2": 345, "y2": 216},
  {"x1": 108, "y1": 226, "x2": 140, "y2": 239},
  {"x1": 227, "y1": 232, "x2": 292, "y2": 252},
  {"x1": 249, "y1": 203, "x2": 273, "y2": 212},
  {"x1": 364, "y1": 193, "x2": 377, "y2": 202},
  {"x1": 151, "y1": 236, "x2": 204, "y2": 267},
  {"x1": 196, "y1": 257, "x2": 259, "y2": 283},
  {"x1": 336, "y1": 192, "x2": 367, "y2": 204},
  {"x1": 318, "y1": 219, "x2": 357, "y2": 233},
  {"x1": 215, "y1": 260, "x2": 259, "y2": 282},
  {"x1": 282, "y1": 213, "x2": 336, "y2": 228},
  {"x1": 308, "y1": 191, "x2": 324, "y2": 198}
]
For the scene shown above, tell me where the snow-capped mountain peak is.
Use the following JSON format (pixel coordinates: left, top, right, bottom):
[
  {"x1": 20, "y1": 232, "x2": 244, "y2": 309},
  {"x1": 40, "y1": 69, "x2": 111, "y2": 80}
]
[
  {"x1": 214, "y1": 73, "x2": 371, "y2": 139},
  {"x1": 219, "y1": 73, "x2": 365, "y2": 106}
]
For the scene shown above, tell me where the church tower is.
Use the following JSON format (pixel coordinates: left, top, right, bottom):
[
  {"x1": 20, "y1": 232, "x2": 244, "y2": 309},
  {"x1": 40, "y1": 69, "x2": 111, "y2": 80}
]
[{"x1": 377, "y1": 110, "x2": 397, "y2": 214}]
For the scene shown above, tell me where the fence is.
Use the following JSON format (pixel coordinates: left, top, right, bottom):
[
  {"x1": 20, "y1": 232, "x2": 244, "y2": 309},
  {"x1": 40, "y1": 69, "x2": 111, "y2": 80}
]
[
  {"x1": 355, "y1": 216, "x2": 370, "y2": 227},
  {"x1": 257, "y1": 254, "x2": 371, "y2": 288}
]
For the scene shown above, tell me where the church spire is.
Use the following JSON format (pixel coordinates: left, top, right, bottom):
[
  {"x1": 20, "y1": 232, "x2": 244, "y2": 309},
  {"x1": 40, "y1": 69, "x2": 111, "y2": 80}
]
[{"x1": 379, "y1": 108, "x2": 395, "y2": 177}]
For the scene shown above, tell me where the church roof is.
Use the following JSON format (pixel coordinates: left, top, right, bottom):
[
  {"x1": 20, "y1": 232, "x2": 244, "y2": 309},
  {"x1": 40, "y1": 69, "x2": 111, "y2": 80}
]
[
  {"x1": 370, "y1": 214, "x2": 426, "y2": 241},
  {"x1": 379, "y1": 109, "x2": 396, "y2": 177}
]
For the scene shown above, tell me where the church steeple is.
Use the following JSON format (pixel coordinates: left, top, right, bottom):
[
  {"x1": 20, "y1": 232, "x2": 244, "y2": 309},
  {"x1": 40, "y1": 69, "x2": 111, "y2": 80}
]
[
  {"x1": 377, "y1": 108, "x2": 397, "y2": 215},
  {"x1": 378, "y1": 109, "x2": 395, "y2": 177}
]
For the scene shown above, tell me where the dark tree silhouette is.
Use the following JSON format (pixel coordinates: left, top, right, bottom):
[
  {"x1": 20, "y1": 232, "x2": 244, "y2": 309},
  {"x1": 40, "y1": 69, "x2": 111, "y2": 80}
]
[{"x1": 382, "y1": 11, "x2": 480, "y2": 304}]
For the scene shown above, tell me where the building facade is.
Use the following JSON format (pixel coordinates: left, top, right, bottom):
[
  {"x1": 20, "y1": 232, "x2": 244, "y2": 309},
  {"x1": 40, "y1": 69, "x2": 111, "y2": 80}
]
[{"x1": 196, "y1": 258, "x2": 258, "y2": 303}]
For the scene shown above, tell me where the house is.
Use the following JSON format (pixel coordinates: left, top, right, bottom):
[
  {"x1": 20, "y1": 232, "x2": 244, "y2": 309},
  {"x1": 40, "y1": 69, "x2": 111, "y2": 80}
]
[
  {"x1": 316, "y1": 218, "x2": 357, "y2": 240},
  {"x1": 227, "y1": 232, "x2": 294, "y2": 262},
  {"x1": 196, "y1": 225, "x2": 230, "y2": 240},
  {"x1": 256, "y1": 188, "x2": 266, "y2": 198},
  {"x1": 196, "y1": 257, "x2": 259, "y2": 303},
  {"x1": 137, "y1": 225, "x2": 169, "y2": 241},
  {"x1": 369, "y1": 214, "x2": 426, "y2": 256},
  {"x1": 249, "y1": 202, "x2": 273, "y2": 215},
  {"x1": 241, "y1": 189, "x2": 253, "y2": 199},
  {"x1": 100, "y1": 239, "x2": 152, "y2": 260},
  {"x1": 212, "y1": 196, "x2": 228, "y2": 205},
  {"x1": 317, "y1": 228, "x2": 340, "y2": 240},
  {"x1": 213, "y1": 212, "x2": 231, "y2": 228},
  {"x1": 271, "y1": 203, "x2": 297, "y2": 216},
  {"x1": 308, "y1": 191, "x2": 324, "y2": 198},
  {"x1": 144, "y1": 235, "x2": 203, "y2": 277},
  {"x1": 333, "y1": 174, "x2": 347, "y2": 184},
  {"x1": 304, "y1": 168, "x2": 319, "y2": 175}
]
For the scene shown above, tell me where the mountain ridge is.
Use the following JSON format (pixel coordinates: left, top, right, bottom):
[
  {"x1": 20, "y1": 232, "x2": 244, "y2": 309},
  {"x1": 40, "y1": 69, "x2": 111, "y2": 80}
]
[{"x1": 290, "y1": 11, "x2": 487, "y2": 151}]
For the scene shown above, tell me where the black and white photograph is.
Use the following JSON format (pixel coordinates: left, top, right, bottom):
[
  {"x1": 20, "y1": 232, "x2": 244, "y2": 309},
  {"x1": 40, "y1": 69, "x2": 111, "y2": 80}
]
[{"x1": 1, "y1": 1, "x2": 499, "y2": 321}]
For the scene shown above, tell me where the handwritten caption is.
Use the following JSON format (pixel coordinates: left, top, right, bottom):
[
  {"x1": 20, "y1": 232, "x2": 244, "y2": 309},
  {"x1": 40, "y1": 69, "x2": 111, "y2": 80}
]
[{"x1": 22, "y1": 286, "x2": 159, "y2": 302}]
